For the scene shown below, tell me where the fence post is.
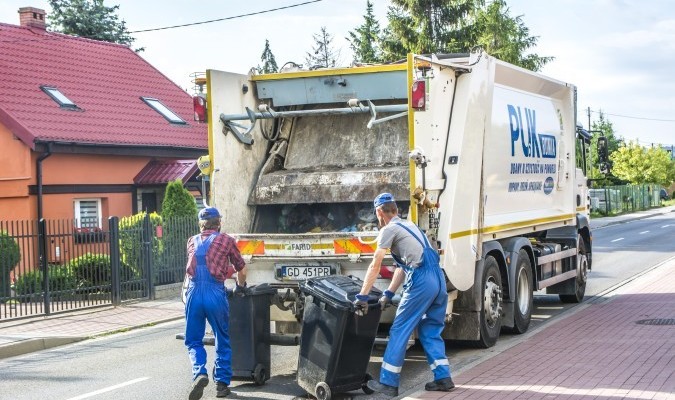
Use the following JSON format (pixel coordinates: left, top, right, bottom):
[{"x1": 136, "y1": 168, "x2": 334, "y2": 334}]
[
  {"x1": 109, "y1": 217, "x2": 121, "y2": 306},
  {"x1": 143, "y1": 214, "x2": 154, "y2": 300},
  {"x1": 38, "y1": 219, "x2": 50, "y2": 316}
]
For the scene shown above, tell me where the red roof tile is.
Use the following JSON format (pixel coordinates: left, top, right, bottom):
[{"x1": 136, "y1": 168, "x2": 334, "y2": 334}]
[
  {"x1": 134, "y1": 159, "x2": 198, "y2": 185},
  {"x1": 0, "y1": 23, "x2": 206, "y2": 150}
]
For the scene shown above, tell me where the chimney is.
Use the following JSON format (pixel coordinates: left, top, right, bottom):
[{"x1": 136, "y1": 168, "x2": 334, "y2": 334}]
[{"x1": 18, "y1": 7, "x2": 46, "y2": 30}]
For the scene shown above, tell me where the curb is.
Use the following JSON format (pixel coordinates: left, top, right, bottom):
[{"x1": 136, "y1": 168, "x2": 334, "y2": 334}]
[
  {"x1": 591, "y1": 207, "x2": 675, "y2": 230},
  {"x1": 0, "y1": 315, "x2": 184, "y2": 360},
  {"x1": 0, "y1": 336, "x2": 85, "y2": 359}
]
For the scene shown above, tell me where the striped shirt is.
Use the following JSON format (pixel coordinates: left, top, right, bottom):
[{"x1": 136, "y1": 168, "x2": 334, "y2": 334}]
[{"x1": 185, "y1": 230, "x2": 245, "y2": 282}]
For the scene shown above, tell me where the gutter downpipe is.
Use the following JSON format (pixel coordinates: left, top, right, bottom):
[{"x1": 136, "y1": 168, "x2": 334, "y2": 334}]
[
  {"x1": 36, "y1": 142, "x2": 52, "y2": 221},
  {"x1": 36, "y1": 142, "x2": 52, "y2": 315}
]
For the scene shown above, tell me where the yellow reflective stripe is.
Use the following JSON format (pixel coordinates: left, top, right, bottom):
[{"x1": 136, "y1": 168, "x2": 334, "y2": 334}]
[
  {"x1": 251, "y1": 64, "x2": 406, "y2": 81},
  {"x1": 576, "y1": 206, "x2": 587, "y2": 211},
  {"x1": 450, "y1": 214, "x2": 576, "y2": 239}
]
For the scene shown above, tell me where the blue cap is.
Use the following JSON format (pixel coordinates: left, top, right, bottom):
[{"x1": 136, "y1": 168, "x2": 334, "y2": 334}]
[
  {"x1": 373, "y1": 193, "x2": 396, "y2": 208},
  {"x1": 199, "y1": 207, "x2": 221, "y2": 220}
]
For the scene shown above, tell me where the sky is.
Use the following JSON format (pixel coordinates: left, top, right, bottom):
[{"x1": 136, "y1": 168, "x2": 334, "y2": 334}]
[{"x1": 1, "y1": 0, "x2": 674, "y2": 147}]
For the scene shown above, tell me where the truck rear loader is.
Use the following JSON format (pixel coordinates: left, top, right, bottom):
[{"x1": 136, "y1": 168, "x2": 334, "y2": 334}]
[{"x1": 196, "y1": 52, "x2": 593, "y2": 348}]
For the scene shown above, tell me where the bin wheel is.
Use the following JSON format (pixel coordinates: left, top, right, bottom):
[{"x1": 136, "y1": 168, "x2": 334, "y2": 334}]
[
  {"x1": 362, "y1": 373, "x2": 374, "y2": 395},
  {"x1": 253, "y1": 364, "x2": 266, "y2": 386},
  {"x1": 315, "y1": 382, "x2": 331, "y2": 400}
]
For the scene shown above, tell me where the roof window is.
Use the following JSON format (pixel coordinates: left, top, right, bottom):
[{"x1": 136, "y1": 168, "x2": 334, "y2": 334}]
[
  {"x1": 140, "y1": 97, "x2": 186, "y2": 124},
  {"x1": 41, "y1": 86, "x2": 78, "y2": 109}
]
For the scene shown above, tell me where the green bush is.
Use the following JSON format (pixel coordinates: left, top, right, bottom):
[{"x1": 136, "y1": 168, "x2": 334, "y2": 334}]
[
  {"x1": 119, "y1": 212, "x2": 162, "y2": 276},
  {"x1": 14, "y1": 264, "x2": 77, "y2": 296},
  {"x1": 69, "y1": 253, "x2": 135, "y2": 289},
  {"x1": 0, "y1": 231, "x2": 21, "y2": 297}
]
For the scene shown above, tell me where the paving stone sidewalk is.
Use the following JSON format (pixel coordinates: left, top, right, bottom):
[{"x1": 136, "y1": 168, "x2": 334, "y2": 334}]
[{"x1": 402, "y1": 257, "x2": 675, "y2": 400}]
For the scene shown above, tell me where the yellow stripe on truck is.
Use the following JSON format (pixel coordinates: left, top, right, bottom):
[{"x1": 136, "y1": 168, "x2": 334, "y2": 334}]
[{"x1": 450, "y1": 214, "x2": 576, "y2": 239}]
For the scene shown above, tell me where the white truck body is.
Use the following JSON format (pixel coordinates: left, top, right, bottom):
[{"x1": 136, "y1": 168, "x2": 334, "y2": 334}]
[{"x1": 202, "y1": 53, "x2": 593, "y2": 347}]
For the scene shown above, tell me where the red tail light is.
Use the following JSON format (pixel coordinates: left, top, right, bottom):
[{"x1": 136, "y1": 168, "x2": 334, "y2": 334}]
[
  {"x1": 411, "y1": 79, "x2": 426, "y2": 111},
  {"x1": 379, "y1": 265, "x2": 395, "y2": 279},
  {"x1": 193, "y1": 95, "x2": 207, "y2": 122}
]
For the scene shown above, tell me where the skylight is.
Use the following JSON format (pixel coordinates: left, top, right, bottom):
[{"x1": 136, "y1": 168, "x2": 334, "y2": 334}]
[
  {"x1": 41, "y1": 86, "x2": 78, "y2": 109},
  {"x1": 141, "y1": 97, "x2": 186, "y2": 124}
]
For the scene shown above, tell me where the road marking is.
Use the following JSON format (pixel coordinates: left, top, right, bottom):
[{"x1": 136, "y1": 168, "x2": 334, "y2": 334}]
[
  {"x1": 65, "y1": 377, "x2": 149, "y2": 400},
  {"x1": 662, "y1": 225, "x2": 672, "y2": 228},
  {"x1": 639, "y1": 231, "x2": 649, "y2": 234},
  {"x1": 611, "y1": 238, "x2": 624, "y2": 242}
]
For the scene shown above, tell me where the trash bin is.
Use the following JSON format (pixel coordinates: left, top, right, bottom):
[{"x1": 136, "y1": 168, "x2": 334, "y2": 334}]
[
  {"x1": 229, "y1": 283, "x2": 277, "y2": 385},
  {"x1": 297, "y1": 275, "x2": 382, "y2": 400}
]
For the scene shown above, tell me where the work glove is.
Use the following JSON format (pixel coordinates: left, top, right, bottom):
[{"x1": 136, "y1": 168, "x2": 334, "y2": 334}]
[
  {"x1": 233, "y1": 282, "x2": 251, "y2": 297},
  {"x1": 379, "y1": 290, "x2": 395, "y2": 310},
  {"x1": 353, "y1": 294, "x2": 370, "y2": 316}
]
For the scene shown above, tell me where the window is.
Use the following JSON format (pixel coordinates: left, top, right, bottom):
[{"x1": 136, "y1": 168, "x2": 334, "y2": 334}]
[
  {"x1": 74, "y1": 199, "x2": 102, "y2": 229},
  {"x1": 140, "y1": 97, "x2": 186, "y2": 124},
  {"x1": 41, "y1": 86, "x2": 78, "y2": 109}
]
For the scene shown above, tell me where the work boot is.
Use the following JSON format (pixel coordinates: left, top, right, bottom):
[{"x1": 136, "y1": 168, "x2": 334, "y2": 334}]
[
  {"x1": 189, "y1": 374, "x2": 209, "y2": 400},
  {"x1": 215, "y1": 381, "x2": 231, "y2": 398},
  {"x1": 366, "y1": 380, "x2": 398, "y2": 397},
  {"x1": 425, "y1": 376, "x2": 455, "y2": 392}
]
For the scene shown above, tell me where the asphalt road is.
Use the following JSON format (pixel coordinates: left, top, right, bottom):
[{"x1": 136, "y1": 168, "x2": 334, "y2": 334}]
[{"x1": 1, "y1": 212, "x2": 673, "y2": 400}]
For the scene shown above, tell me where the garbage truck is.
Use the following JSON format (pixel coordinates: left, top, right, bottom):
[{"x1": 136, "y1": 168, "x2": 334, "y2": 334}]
[{"x1": 195, "y1": 52, "x2": 593, "y2": 348}]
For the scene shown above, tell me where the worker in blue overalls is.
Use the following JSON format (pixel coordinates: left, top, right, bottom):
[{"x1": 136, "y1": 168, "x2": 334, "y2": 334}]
[
  {"x1": 355, "y1": 193, "x2": 455, "y2": 397},
  {"x1": 184, "y1": 207, "x2": 248, "y2": 400}
]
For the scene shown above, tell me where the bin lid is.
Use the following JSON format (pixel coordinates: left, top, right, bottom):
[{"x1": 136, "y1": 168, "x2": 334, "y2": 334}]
[
  {"x1": 299, "y1": 275, "x2": 382, "y2": 309},
  {"x1": 247, "y1": 283, "x2": 278, "y2": 296}
]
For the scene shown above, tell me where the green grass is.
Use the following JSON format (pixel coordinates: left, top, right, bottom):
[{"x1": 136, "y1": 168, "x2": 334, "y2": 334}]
[{"x1": 662, "y1": 199, "x2": 675, "y2": 207}]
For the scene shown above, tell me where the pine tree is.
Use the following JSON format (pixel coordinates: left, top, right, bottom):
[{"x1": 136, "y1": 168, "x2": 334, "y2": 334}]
[
  {"x1": 257, "y1": 39, "x2": 279, "y2": 74},
  {"x1": 347, "y1": 0, "x2": 381, "y2": 64},
  {"x1": 472, "y1": 0, "x2": 552, "y2": 71},
  {"x1": 48, "y1": 0, "x2": 142, "y2": 51},
  {"x1": 380, "y1": 0, "x2": 479, "y2": 61},
  {"x1": 306, "y1": 26, "x2": 341, "y2": 69},
  {"x1": 379, "y1": 0, "x2": 550, "y2": 71}
]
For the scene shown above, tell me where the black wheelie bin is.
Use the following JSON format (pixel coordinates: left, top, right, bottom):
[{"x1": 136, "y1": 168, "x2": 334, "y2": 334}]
[
  {"x1": 229, "y1": 283, "x2": 277, "y2": 385},
  {"x1": 297, "y1": 275, "x2": 382, "y2": 400}
]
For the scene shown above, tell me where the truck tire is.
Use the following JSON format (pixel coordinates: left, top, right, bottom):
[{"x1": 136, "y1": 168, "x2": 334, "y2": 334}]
[
  {"x1": 479, "y1": 256, "x2": 502, "y2": 348},
  {"x1": 510, "y1": 249, "x2": 533, "y2": 334},
  {"x1": 560, "y1": 236, "x2": 588, "y2": 303}
]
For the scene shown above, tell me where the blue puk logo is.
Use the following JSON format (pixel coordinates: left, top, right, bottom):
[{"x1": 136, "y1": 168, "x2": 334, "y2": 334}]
[
  {"x1": 508, "y1": 105, "x2": 557, "y2": 159},
  {"x1": 543, "y1": 177, "x2": 555, "y2": 194}
]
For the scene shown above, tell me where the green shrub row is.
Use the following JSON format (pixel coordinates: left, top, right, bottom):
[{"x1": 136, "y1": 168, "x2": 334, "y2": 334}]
[{"x1": 13, "y1": 253, "x2": 136, "y2": 295}]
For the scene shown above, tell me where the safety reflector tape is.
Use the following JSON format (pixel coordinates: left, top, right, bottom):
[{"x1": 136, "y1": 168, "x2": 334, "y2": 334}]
[
  {"x1": 236, "y1": 240, "x2": 265, "y2": 255},
  {"x1": 334, "y1": 238, "x2": 377, "y2": 254}
]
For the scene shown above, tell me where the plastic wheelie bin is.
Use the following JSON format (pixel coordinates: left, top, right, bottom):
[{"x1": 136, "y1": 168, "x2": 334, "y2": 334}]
[
  {"x1": 297, "y1": 275, "x2": 382, "y2": 400},
  {"x1": 229, "y1": 283, "x2": 277, "y2": 385}
]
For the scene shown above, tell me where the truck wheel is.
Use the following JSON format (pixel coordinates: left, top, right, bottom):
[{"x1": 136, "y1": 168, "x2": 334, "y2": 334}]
[
  {"x1": 560, "y1": 236, "x2": 588, "y2": 303},
  {"x1": 478, "y1": 256, "x2": 502, "y2": 348},
  {"x1": 511, "y1": 249, "x2": 533, "y2": 334},
  {"x1": 315, "y1": 382, "x2": 331, "y2": 400}
]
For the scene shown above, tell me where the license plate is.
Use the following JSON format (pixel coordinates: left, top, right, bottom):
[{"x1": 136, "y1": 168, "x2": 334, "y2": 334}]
[{"x1": 279, "y1": 265, "x2": 334, "y2": 281}]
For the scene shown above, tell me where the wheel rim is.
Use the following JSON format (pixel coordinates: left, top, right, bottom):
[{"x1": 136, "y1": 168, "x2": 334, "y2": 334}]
[
  {"x1": 516, "y1": 267, "x2": 530, "y2": 314},
  {"x1": 484, "y1": 278, "x2": 501, "y2": 327}
]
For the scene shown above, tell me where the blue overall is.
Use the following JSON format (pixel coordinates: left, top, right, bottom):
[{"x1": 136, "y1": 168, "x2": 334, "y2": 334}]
[
  {"x1": 380, "y1": 223, "x2": 451, "y2": 388},
  {"x1": 184, "y1": 233, "x2": 232, "y2": 384}
]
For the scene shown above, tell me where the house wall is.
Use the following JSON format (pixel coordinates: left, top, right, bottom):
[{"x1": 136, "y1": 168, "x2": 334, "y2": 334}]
[
  {"x1": 0, "y1": 123, "x2": 33, "y2": 220},
  {"x1": 0, "y1": 124, "x2": 161, "y2": 222}
]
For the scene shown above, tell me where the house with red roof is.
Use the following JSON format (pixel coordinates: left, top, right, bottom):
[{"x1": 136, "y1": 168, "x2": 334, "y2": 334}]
[{"x1": 0, "y1": 7, "x2": 207, "y2": 227}]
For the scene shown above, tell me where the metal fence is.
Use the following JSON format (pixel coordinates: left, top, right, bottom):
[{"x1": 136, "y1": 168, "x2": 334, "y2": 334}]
[
  {"x1": 0, "y1": 215, "x2": 197, "y2": 321},
  {"x1": 589, "y1": 184, "x2": 663, "y2": 215}
]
